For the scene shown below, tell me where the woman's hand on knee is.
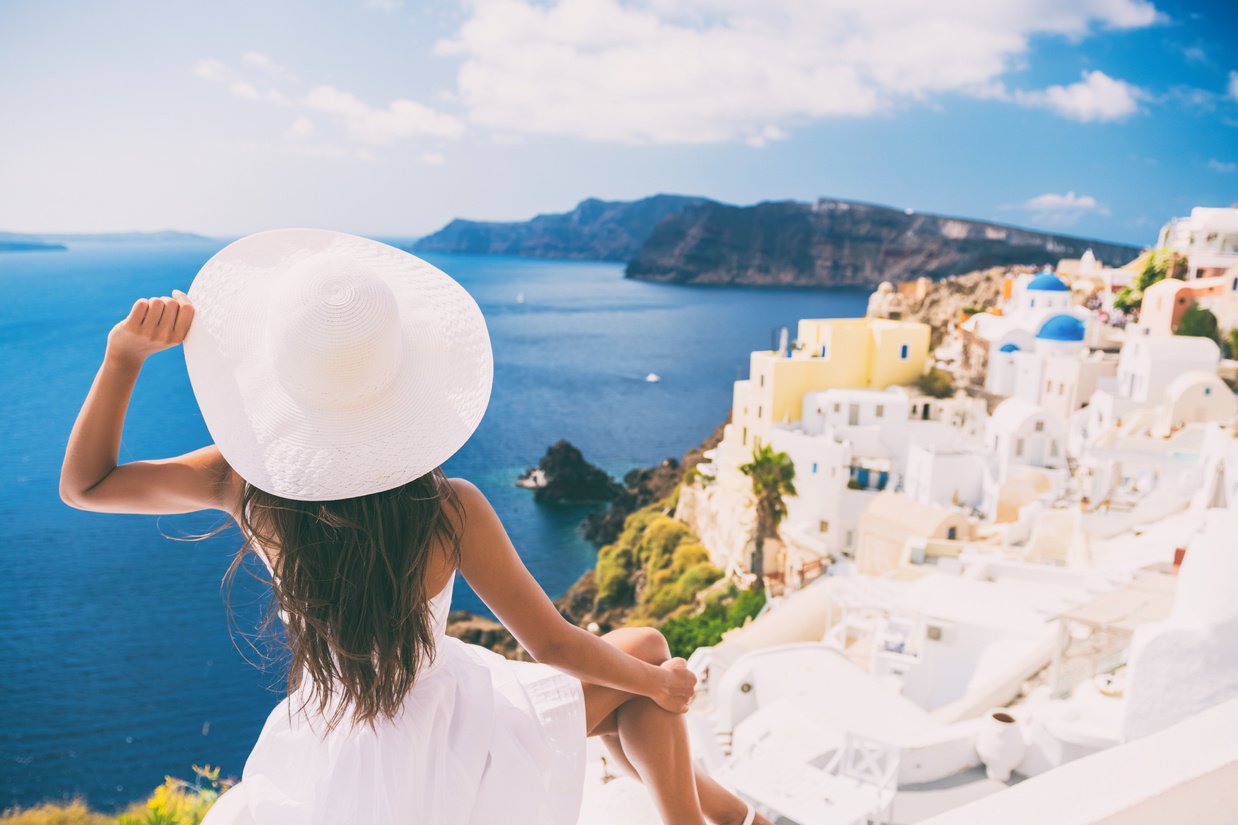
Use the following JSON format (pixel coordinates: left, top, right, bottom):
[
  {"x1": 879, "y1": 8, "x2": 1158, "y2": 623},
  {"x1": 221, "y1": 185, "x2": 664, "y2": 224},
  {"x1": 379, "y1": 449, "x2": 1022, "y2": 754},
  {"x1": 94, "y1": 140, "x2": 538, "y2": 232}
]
[{"x1": 652, "y1": 657, "x2": 696, "y2": 714}]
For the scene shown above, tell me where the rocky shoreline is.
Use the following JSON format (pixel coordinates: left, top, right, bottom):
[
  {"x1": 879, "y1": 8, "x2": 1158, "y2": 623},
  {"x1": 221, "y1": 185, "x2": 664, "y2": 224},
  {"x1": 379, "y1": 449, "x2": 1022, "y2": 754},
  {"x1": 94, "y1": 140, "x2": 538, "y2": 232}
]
[{"x1": 445, "y1": 420, "x2": 728, "y2": 658}]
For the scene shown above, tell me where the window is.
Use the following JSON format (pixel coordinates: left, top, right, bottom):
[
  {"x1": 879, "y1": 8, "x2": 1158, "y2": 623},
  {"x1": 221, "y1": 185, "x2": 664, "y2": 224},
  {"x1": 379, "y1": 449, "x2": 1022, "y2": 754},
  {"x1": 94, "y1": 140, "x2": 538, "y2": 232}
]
[
  {"x1": 820, "y1": 345, "x2": 828, "y2": 358},
  {"x1": 1034, "y1": 421, "x2": 1044, "y2": 432},
  {"x1": 1231, "y1": 277, "x2": 1237, "y2": 292},
  {"x1": 875, "y1": 404, "x2": 885, "y2": 418},
  {"x1": 1015, "y1": 437, "x2": 1024, "y2": 456},
  {"x1": 742, "y1": 426, "x2": 748, "y2": 445},
  {"x1": 811, "y1": 462, "x2": 818, "y2": 474},
  {"x1": 757, "y1": 405, "x2": 763, "y2": 419},
  {"x1": 947, "y1": 526, "x2": 957, "y2": 540},
  {"x1": 833, "y1": 403, "x2": 841, "y2": 414},
  {"x1": 819, "y1": 520, "x2": 829, "y2": 533},
  {"x1": 1205, "y1": 387, "x2": 1213, "y2": 396},
  {"x1": 1050, "y1": 441, "x2": 1059, "y2": 457},
  {"x1": 759, "y1": 374, "x2": 765, "y2": 387},
  {"x1": 899, "y1": 343, "x2": 910, "y2": 360}
]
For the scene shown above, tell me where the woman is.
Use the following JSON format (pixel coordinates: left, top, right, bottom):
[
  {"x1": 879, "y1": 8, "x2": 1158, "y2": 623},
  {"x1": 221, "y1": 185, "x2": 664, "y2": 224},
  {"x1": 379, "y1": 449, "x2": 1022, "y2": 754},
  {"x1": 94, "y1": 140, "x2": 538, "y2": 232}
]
[{"x1": 59, "y1": 230, "x2": 768, "y2": 825}]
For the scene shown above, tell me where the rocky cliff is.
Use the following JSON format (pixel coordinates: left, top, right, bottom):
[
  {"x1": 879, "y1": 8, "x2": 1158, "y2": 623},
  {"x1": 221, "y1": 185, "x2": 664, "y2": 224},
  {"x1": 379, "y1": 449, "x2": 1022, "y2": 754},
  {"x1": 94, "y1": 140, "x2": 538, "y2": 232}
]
[
  {"x1": 626, "y1": 198, "x2": 1142, "y2": 288},
  {"x1": 413, "y1": 194, "x2": 711, "y2": 262}
]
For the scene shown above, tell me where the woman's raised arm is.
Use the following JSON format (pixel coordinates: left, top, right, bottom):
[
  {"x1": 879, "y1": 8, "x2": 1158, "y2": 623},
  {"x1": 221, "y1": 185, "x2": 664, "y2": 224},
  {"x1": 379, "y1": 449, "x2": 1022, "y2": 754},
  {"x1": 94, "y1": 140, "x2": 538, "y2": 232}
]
[
  {"x1": 59, "y1": 292, "x2": 238, "y2": 515},
  {"x1": 450, "y1": 477, "x2": 697, "y2": 714}
]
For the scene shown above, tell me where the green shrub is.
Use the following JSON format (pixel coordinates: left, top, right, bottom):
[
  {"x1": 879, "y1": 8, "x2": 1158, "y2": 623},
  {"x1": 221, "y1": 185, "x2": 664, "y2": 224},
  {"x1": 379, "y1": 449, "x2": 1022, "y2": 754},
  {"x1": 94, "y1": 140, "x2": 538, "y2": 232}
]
[
  {"x1": 1113, "y1": 286, "x2": 1141, "y2": 313},
  {"x1": 659, "y1": 585, "x2": 767, "y2": 659},
  {"x1": 1175, "y1": 305, "x2": 1221, "y2": 344},
  {"x1": 595, "y1": 490, "x2": 724, "y2": 623},
  {"x1": 914, "y1": 367, "x2": 954, "y2": 399}
]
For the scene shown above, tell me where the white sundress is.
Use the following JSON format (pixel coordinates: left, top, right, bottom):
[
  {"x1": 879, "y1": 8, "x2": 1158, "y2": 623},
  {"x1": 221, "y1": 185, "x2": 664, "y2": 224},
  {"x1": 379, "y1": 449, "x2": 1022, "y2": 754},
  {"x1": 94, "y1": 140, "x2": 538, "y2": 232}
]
[{"x1": 203, "y1": 558, "x2": 588, "y2": 825}]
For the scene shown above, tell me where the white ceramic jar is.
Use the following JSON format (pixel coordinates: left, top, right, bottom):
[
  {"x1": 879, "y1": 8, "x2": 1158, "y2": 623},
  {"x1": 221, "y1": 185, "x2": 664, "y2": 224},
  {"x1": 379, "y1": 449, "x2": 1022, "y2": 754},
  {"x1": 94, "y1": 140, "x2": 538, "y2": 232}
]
[{"x1": 976, "y1": 710, "x2": 1026, "y2": 782}]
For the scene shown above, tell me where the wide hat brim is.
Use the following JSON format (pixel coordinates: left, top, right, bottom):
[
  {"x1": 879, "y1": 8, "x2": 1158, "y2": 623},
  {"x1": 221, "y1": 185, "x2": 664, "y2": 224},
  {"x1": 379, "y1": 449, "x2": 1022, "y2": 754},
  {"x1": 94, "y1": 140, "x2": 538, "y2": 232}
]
[{"x1": 183, "y1": 228, "x2": 493, "y2": 501}]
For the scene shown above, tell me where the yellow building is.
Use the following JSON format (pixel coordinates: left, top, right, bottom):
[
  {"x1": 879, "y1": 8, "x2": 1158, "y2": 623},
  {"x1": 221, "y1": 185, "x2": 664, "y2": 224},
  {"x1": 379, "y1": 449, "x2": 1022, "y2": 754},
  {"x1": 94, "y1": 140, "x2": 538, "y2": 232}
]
[{"x1": 725, "y1": 318, "x2": 930, "y2": 463}]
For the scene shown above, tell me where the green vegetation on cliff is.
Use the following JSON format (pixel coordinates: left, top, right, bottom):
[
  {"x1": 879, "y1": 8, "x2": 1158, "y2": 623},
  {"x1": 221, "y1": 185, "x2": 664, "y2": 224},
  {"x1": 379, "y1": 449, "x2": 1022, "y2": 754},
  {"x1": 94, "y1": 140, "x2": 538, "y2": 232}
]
[
  {"x1": 661, "y1": 585, "x2": 766, "y2": 659},
  {"x1": 594, "y1": 488, "x2": 724, "y2": 623}
]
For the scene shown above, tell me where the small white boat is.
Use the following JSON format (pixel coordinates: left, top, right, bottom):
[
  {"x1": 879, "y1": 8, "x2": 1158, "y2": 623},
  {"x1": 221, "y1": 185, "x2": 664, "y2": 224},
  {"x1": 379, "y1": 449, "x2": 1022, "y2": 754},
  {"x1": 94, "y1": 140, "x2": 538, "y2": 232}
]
[
  {"x1": 515, "y1": 292, "x2": 526, "y2": 304},
  {"x1": 515, "y1": 469, "x2": 546, "y2": 489},
  {"x1": 645, "y1": 373, "x2": 661, "y2": 383}
]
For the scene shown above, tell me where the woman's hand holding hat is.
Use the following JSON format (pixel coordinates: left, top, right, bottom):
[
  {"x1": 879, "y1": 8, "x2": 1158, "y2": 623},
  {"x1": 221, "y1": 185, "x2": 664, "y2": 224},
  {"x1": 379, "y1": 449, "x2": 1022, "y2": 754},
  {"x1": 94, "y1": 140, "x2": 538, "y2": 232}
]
[{"x1": 107, "y1": 289, "x2": 195, "y2": 367}]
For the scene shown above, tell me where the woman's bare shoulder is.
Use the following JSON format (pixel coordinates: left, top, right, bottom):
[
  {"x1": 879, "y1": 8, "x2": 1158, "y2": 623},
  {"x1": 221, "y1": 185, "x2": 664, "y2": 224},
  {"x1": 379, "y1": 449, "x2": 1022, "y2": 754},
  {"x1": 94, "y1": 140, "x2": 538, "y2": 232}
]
[{"x1": 443, "y1": 476, "x2": 498, "y2": 543}]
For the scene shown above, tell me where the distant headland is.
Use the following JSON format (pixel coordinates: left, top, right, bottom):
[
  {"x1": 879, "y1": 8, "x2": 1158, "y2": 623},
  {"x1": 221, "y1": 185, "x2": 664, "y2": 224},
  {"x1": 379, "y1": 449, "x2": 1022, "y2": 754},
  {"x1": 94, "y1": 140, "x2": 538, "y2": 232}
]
[
  {"x1": 413, "y1": 194, "x2": 1142, "y2": 288},
  {"x1": 0, "y1": 230, "x2": 215, "y2": 252}
]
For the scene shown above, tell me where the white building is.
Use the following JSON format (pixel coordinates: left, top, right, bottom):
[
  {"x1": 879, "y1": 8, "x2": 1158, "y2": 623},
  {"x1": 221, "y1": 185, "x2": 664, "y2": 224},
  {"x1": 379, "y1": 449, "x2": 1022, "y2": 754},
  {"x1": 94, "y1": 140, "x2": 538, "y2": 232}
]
[
  {"x1": 1084, "y1": 335, "x2": 1224, "y2": 443},
  {"x1": 1157, "y1": 206, "x2": 1238, "y2": 280},
  {"x1": 766, "y1": 387, "x2": 985, "y2": 566},
  {"x1": 985, "y1": 398, "x2": 1067, "y2": 478},
  {"x1": 986, "y1": 314, "x2": 1090, "y2": 402}
]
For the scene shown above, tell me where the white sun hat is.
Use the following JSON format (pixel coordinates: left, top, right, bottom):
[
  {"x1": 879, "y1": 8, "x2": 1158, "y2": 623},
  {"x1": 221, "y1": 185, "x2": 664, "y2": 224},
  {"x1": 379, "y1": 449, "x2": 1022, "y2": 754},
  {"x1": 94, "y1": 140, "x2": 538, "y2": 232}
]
[{"x1": 182, "y1": 228, "x2": 493, "y2": 501}]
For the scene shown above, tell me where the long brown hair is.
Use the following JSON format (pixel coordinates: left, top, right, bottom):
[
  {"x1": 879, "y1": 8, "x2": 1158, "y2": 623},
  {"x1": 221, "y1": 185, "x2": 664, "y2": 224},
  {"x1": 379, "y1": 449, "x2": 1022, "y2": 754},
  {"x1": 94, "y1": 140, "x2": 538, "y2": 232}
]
[{"x1": 227, "y1": 468, "x2": 465, "y2": 730}]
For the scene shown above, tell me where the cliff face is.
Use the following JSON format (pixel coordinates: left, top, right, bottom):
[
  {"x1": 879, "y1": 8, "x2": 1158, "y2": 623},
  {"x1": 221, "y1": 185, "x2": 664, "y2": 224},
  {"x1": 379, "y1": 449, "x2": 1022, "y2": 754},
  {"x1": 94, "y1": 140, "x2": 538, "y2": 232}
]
[
  {"x1": 625, "y1": 199, "x2": 1142, "y2": 288},
  {"x1": 413, "y1": 194, "x2": 711, "y2": 262}
]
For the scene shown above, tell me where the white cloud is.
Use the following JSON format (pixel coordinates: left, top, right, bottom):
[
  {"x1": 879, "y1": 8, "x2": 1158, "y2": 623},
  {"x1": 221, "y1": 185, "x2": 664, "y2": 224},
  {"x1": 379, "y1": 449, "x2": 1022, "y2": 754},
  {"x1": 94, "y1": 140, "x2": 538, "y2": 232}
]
[
  {"x1": 193, "y1": 57, "x2": 461, "y2": 149},
  {"x1": 1229, "y1": 71, "x2": 1238, "y2": 102},
  {"x1": 242, "y1": 51, "x2": 296, "y2": 80},
  {"x1": 419, "y1": 151, "x2": 447, "y2": 165},
  {"x1": 1019, "y1": 191, "x2": 1109, "y2": 225},
  {"x1": 286, "y1": 116, "x2": 316, "y2": 140},
  {"x1": 1012, "y1": 70, "x2": 1142, "y2": 121},
  {"x1": 363, "y1": 0, "x2": 403, "y2": 9},
  {"x1": 436, "y1": 0, "x2": 1159, "y2": 144},
  {"x1": 193, "y1": 57, "x2": 290, "y2": 105},
  {"x1": 1208, "y1": 158, "x2": 1236, "y2": 173},
  {"x1": 1182, "y1": 46, "x2": 1207, "y2": 64},
  {"x1": 303, "y1": 85, "x2": 464, "y2": 145},
  {"x1": 192, "y1": 58, "x2": 229, "y2": 83}
]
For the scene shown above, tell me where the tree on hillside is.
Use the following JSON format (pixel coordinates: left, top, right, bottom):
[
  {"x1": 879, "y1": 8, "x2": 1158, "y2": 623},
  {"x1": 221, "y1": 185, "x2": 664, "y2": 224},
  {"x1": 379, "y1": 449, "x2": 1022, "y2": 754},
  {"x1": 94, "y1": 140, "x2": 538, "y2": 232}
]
[
  {"x1": 1176, "y1": 304, "x2": 1221, "y2": 344},
  {"x1": 1137, "y1": 248, "x2": 1187, "y2": 292},
  {"x1": 1115, "y1": 249, "x2": 1188, "y2": 314},
  {"x1": 739, "y1": 444, "x2": 796, "y2": 588}
]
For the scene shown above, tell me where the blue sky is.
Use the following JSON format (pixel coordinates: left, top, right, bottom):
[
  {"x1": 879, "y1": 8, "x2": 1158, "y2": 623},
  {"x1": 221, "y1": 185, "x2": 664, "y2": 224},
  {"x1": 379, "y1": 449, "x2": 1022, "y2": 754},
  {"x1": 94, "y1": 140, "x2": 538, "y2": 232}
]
[{"x1": 0, "y1": 0, "x2": 1234, "y2": 245}]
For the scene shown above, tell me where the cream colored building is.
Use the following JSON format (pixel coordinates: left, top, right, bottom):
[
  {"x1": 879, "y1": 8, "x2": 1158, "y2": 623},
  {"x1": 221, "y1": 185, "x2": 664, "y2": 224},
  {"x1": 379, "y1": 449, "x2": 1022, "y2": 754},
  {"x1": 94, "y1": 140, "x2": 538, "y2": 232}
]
[
  {"x1": 1139, "y1": 272, "x2": 1238, "y2": 336},
  {"x1": 1162, "y1": 371, "x2": 1238, "y2": 431},
  {"x1": 723, "y1": 318, "x2": 929, "y2": 469},
  {"x1": 856, "y1": 491, "x2": 970, "y2": 576}
]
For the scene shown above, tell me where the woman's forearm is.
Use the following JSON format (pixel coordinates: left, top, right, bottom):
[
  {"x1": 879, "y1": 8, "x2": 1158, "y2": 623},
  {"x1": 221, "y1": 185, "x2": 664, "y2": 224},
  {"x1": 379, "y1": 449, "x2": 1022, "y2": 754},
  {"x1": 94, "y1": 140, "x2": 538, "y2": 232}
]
[
  {"x1": 59, "y1": 348, "x2": 142, "y2": 503},
  {"x1": 540, "y1": 622, "x2": 664, "y2": 698}
]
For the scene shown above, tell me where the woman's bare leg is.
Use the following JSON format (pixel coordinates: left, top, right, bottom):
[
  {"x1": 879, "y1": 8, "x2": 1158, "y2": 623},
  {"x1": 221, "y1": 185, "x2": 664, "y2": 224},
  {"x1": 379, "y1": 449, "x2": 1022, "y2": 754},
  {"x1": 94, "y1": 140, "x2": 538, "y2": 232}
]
[
  {"x1": 600, "y1": 733, "x2": 768, "y2": 825},
  {"x1": 581, "y1": 628, "x2": 772, "y2": 825}
]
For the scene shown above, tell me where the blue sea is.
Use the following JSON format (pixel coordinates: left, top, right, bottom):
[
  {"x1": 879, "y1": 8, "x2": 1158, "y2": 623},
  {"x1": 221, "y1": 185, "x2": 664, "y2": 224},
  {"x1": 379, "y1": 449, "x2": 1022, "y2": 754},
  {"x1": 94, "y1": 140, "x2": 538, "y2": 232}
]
[{"x1": 0, "y1": 239, "x2": 868, "y2": 811}]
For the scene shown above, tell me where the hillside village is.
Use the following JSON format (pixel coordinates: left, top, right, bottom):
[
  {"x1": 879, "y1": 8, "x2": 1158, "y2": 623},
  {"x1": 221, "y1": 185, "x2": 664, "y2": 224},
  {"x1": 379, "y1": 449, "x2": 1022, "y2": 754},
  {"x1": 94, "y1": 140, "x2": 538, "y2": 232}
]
[{"x1": 578, "y1": 205, "x2": 1238, "y2": 824}]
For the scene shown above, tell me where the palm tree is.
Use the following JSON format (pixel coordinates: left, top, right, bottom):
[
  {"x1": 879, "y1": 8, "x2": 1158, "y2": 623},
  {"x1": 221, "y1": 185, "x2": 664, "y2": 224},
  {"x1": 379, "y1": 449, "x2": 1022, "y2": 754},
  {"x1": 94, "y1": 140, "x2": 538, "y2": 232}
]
[{"x1": 740, "y1": 444, "x2": 797, "y2": 587}]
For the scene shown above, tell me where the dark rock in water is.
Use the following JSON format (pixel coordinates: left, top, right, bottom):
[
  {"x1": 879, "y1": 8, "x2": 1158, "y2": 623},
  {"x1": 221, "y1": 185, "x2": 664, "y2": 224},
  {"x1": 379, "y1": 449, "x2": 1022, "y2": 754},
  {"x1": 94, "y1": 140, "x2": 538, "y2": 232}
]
[
  {"x1": 581, "y1": 417, "x2": 729, "y2": 547},
  {"x1": 518, "y1": 439, "x2": 623, "y2": 504},
  {"x1": 581, "y1": 458, "x2": 681, "y2": 547}
]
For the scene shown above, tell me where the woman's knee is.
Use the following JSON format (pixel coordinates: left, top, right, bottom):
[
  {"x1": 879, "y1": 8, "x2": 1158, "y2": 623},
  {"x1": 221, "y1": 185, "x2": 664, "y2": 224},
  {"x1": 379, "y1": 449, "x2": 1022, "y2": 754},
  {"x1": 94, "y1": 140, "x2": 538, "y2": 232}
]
[{"x1": 604, "y1": 626, "x2": 671, "y2": 664}]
